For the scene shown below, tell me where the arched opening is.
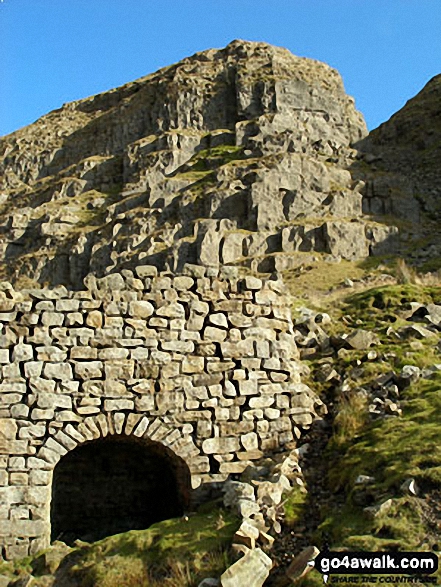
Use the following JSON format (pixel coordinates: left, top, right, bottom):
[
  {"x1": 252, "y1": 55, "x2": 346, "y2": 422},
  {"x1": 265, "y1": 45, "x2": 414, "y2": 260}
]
[{"x1": 50, "y1": 435, "x2": 191, "y2": 545}]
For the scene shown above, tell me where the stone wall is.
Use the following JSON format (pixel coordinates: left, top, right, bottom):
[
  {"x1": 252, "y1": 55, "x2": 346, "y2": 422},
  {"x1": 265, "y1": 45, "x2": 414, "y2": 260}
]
[{"x1": 0, "y1": 264, "x2": 324, "y2": 559}]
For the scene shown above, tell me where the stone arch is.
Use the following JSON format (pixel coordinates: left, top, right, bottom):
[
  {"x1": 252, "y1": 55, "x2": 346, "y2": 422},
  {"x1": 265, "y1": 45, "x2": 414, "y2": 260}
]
[
  {"x1": 31, "y1": 412, "x2": 199, "y2": 547},
  {"x1": 51, "y1": 435, "x2": 191, "y2": 545}
]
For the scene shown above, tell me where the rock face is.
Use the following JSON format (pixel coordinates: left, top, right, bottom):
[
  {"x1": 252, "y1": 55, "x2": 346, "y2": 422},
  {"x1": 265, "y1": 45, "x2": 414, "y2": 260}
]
[
  {"x1": 0, "y1": 40, "x2": 399, "y2": 288},
  {"x1": 354, "y1": 74, "x2": 441, "y2": 265}
]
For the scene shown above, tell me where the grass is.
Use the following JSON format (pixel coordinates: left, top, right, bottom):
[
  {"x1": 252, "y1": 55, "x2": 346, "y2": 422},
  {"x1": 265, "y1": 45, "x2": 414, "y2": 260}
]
[
  {"x1": 0, "y1": 507, "x2": 239, "y2": 587},
  {"x1": 281, "y1": 281, "x2": 441, "y2": 586},
  {"x1": 331, "y1": 373, "x2": 441, "y2": 493}
]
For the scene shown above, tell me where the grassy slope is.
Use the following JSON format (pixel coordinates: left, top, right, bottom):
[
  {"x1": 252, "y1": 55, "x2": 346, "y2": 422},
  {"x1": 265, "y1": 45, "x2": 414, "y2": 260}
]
[
  {"x1": 285, "y1": 274, "x2": 441, "y2": 586},
  {"x1": 0, "y1": 507, "x2": 239, "y2": 587}
]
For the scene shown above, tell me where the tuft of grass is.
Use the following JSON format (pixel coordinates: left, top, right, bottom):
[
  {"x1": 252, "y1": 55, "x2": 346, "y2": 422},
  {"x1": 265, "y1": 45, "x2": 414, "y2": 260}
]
[
  {"x1": 331, "y1": 392, "x2": 369, "y2": 448},
  {"x1": 395, "y1": 258, "x2": 418, "y2": 284}
]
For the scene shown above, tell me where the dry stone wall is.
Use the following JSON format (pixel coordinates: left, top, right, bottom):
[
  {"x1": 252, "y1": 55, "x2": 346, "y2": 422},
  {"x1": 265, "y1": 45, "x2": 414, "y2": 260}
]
[{"x1": 0, "y1": 264, "x2": 324, "y2": 559}]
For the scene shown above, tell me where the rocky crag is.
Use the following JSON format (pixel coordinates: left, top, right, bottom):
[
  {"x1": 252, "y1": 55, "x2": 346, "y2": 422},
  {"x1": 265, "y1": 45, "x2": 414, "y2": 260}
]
[{"x1": 0, "y1": 40, "x2": 402, "y2": 288}]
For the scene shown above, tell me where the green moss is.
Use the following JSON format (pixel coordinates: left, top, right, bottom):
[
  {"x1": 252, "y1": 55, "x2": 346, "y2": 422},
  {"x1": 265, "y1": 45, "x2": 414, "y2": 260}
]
[{"x1": 284, "y1": 487, "x2": 309, "y2": 527}]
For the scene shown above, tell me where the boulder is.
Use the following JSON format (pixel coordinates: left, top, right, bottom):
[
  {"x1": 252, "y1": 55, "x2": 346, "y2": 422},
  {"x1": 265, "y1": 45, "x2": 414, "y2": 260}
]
[
  {"x1": 344, "y1": 329, "x2": 378, "y2": 350},
  {"x1": 285, "y1": 546, "x2": 320, "y2": 583},
  {"x1": 220, "y1": 548, "x2": 272, "y2": 587}
]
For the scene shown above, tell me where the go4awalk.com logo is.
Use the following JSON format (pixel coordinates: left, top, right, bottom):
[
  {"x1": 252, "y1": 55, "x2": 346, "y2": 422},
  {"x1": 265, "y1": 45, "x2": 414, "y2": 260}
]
[{"x1": 314, "y1": 551, "x2": 439, "y2": 584}]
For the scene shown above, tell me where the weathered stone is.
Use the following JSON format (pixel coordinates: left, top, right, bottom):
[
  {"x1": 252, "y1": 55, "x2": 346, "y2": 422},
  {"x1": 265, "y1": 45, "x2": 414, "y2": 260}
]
[
  {"x1": 202, "y1": 437, "x2": 240, "y2": 454},
  {"x1": 285, "y1": 545, "x2": 320, "y2": 582},
  {"x1": 345, "y1": 329, "x2": 378, "y2": 350},
  {"x1": 43, "y1": 363, "x2": 73, "y2": 381},
  {"x1": 86, "y1": 310, "x2": 103, "y2": 328},
  {"x1": 220, "y1": 548, "x2": 272, "y2": 587},
  {"x1": 128, "y1": 301, "x2": 154, "y2": 318},
  {"x1": 74, "y1": 361, "x2": 104, "y2": 379},
  {"x1": 12, "y1": 344, "x2": 33, "y2": 362}
]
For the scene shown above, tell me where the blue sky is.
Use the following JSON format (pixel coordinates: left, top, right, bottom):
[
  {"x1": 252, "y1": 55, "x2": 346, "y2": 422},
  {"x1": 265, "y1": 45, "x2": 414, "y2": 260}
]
[{"x1": 1, "y1": 0, "x2": 440, "y2": 136}]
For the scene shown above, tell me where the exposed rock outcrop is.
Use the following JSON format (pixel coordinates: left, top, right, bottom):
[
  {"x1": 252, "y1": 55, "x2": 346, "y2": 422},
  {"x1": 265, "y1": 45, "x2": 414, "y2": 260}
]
[{"x1": 0, "y1": 40, "x2": 399, "y2": 287}]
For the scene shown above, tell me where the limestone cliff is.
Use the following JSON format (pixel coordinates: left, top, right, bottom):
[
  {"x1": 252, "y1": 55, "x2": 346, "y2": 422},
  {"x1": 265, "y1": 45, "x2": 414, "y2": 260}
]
[
  {"x1": 0, "y1": 40, "x2": 398, "y2": 288},
  {"x1": 355, "y1": 74, "x2": 441, "y2": 269}
]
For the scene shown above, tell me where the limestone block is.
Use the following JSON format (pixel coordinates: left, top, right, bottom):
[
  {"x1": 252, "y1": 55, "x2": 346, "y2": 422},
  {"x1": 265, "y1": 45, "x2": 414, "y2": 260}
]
[
  {"x1": 41, "y1": 312, "x2": 64, "y2": 327},
  {"x1": 55, "y1": 411, "x2": 81, "y2": 423},
  {"x1": 0, "y1": 350, "x2": 9, "y2": 363},
  {"x1": 0, "y1": 311, "x2": 17, "y2": 322},
  {"x1": 124, "y1": 413, "x2": 143, "y2": 435},
  {"x1": 42, "y1": 362, "x2": 73, "y2": 381},
  {"x1": 135, "y1": 265, "x2": 158, "y2": 278},
  {"x1": 104, "y1": 360, "x2": 134, "y2": 380},
  {"x1": 182, "y1": 356, "x2": 205, "y2": 374},
  {"x1": 36, "y1": 346, "x2": 67, "y2": 362},
  {"x1": 208, "y1": 313, "x2": 228, "y2": 328},
  {"x1": 18, "y1": 424, "x2": 46, "y2": 439},
  {"x1": 12, "y1": 344, "x2": 33, "y2": 362},
  {"x1": 161, "y1": 361, "x2": 180, "y2": 378},
  {"x1": 44, "y1": 437, "x2": 67, "y2": 457},
  {"x1": 70, "y1": 346, "x2": 98, "y2": 360},
  {"x1": 151, "y1": 276, "x2": 172, "y2": 291},
  {"x1": 220, "y1": 339, "x2": 254, "y2": 359},
  {"x1": 196, "y1": 420, "x2": 212, "y2": 438},
  {"x1": 249, "y1": 396, "x2": 274, "y2": 409},
  {"x1": 23, "y1": 362, "x2": 43, "y2": 378},
  {"x1": 149, "y1": 316, "x2": 168, "y2": 328},
  {"x1": 203, "y1": 325, "x2": 227, "y2": 342},
  {"x1": 29, "y1": 469, "x2": 51, "y2": 485},
  {"x1": 156, "y1": 392, "x2": 184, "y2": 412},
  {"x1": 0, "y1": 393, "x2": 24, "y2": 409},
  {"x1": 53, "y1": 431, "x2": 77, "y2": 451},
  {"x1": 240, "y1": 432, "x2": 259, "y2": 451},
  {"x1": 133, "y1": 416, "x2": 149, "y2": 437},
  {"x1": 255, "y1": 289, "x2": 278, "y2": 304},
  {"x1": 8, "y1": 470, "x2": 29, "y2": 486},
  {"x1": 206, "y1": 362, "x2": 235, "y2": 377},
  {"x1": 30, "y1": 409, "x2": 54, "y2": 421},
  {"x1": 56, "y1": 299, "x2": 80, "y2": 312},
  {"x1": 66, "y1": 312, "x2": 83, "y2": 326},
  {"x1": 98, "y1": 348, "x2": 130, "y2": 360},
  {"x1": 187, "y1": 313, "x2": 205, "y2": 331},
  {"x1": 156, "y1": 302, "x2": 184, "y2": 318},
  {"x1": 161, "y1": 340, "x2": 195, "y2": 353},
  {"x1": 74, "y1": 361, "x2": 104, "y2": 379},
  {"x1": 238, "y1": 380, "x2": 258, "y2": 396},
  {"x1": 173, "y1": 276, "x2": 194, "y2": 290},
  {"x1": 27, "y1": 377, "x2": 56, "y2": 397},
  {"x1": 128, "y1": 300, "x2": 154, "y2": 318},
  {"x1": 77, "y1": 406, "x2": 100, "y2": 415},
  {"x1": 288, "y1": 412, "x2": 313, "y2": 427},
  {"x1": 86, "y1": 310, "x2": 103, "y2": 328},
  {"x1": 0, "y1": 519, "x2": 45, "y2": 538},
  {"x1": 104, "y1": 399, "x2": 134, "y2": 411},
  {"x1": 36, "y1": 393, "x2": 72, "y2": 410},
  {"x1": 82, "y1": 417, "x2": 101, "y2": 439},
  {"x1": 244, "y1": 276, "x2": 263, "y2": 290},
  {"x1": 264, "y1": 408, "x2": 281, "y2": 420},
  {"x1": 130, "y1": 347, "x2": 150, "y2": 360},
  {"x1": 202, "y1": 437, "x2": 240, "y2": 454},
  {"x1": 195, "y1": 342, "x2": 217, "y2": 357},
  {"x1": 10, "y1": 404, "x2": 30, "y2": 419}
]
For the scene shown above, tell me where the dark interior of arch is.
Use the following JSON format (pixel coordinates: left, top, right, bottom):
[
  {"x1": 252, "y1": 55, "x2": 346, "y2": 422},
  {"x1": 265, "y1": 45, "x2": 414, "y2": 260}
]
[{"x1": 51, "y1": 435, "x2": 191, "y2": 545}]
